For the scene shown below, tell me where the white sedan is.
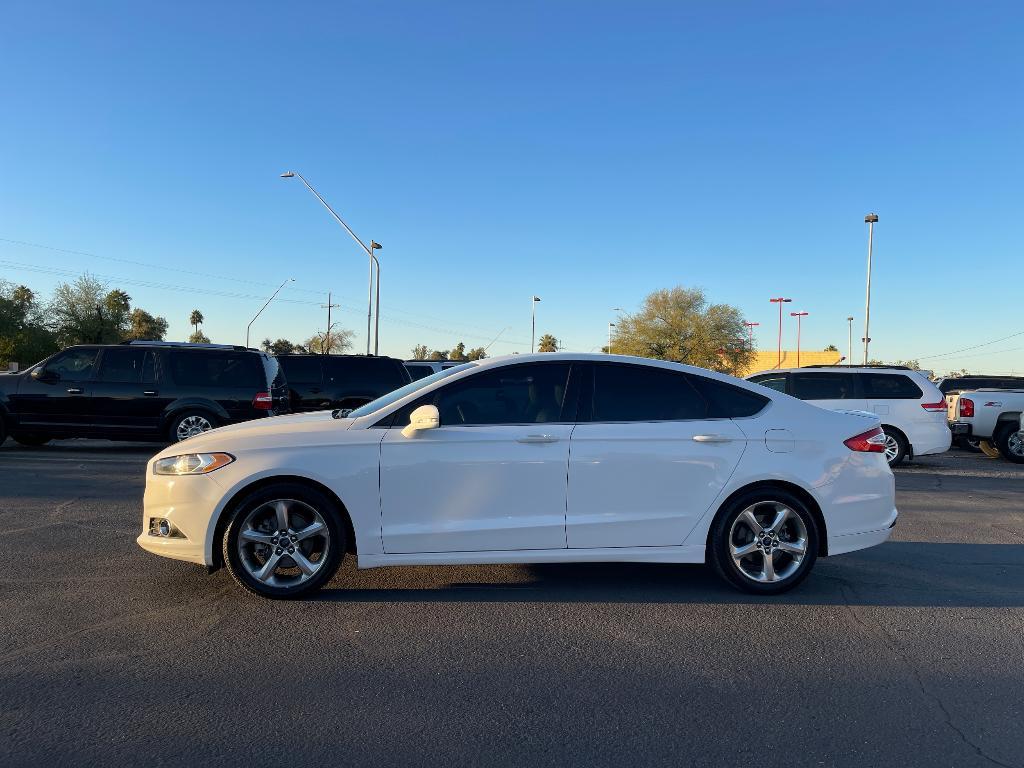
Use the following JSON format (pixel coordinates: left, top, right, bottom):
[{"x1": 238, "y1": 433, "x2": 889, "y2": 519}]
[{"x1": 138, "y1": 353, "x2": 897, "y2": 598}]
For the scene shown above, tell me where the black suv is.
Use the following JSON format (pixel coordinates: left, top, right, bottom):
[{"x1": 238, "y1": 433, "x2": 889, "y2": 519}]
[
  {"x1": 276, "y1": 354, "x2": 411, "y2": 413},
  {"x1": 0, "y1": 342, "x2": 289, "y2": 446}
]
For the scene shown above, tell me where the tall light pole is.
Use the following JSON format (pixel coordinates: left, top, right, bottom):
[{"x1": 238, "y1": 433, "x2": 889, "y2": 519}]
[
  {"x1": 743, "y1": 321, "x2": 760, "y2": 350},
  {"x1": 790, "y1": 311, "x2": 809, "y2": 368},
  {"x1": 281, "y1": 171, "x2": 381, "y2": 355},
  {"x1": 371, "y1": 241, "x2": 382, "y2": 355},
  {"x1": 246, "y1": 277, "x2": 294, "y2": 348},
  {"x1": 847, "y1": 316, "x2": 854, "y2": 367},
  {"x1": 769, "y1": 297, "x2": 792, "y2": 368},
  {"x1": 531, "y1": 296, "x2": 541, "y2": 353},
  {"x1": 863, "y1": 213, "x2": 878, "y2": 364},
  {"x1": 608, "y1": 322, "x2": 616, "y2": 354}
]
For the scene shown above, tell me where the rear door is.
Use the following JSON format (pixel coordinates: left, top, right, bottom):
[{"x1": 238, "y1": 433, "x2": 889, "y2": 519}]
[
  {"x1": 566, "y1": 363, "x2": 749, "y2": 549},
  {"x1": 167, "y1": 350, "x2": 265, "y2": 421},
  {"x1": 789, "y1": 371, "x2": 867, "y2": 414},
  {"x1": 280, "y1": 356, "x2": 328, "y2": 411},
  {"x1": 89, "y1": 347, "x2": 163, "y2": 435},
  {"x1": 326, "y1": 357, "x2": 410, "y2": 411}
]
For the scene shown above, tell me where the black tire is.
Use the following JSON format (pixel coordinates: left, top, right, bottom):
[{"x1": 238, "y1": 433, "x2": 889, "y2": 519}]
[
  {"x1": 12, "y1": 433, "x2": 51, "y2": 447},
  {"x1": 708, "y1": 488, "x2": 820, "y2": 595},
  {"x1": 222, "y1": 482, "x2": 345, "y2": 599},
  {"x1": 881, "y1": 426, "x2": 908, "y2": 467},
  {"x1": 994, "y1": 423, "x2": 1024, "y2": 464},
  {"x1": 168, "y1": 410, "x2": 218, "y2": 443},
  {"x1": 0, "y1": 417, "x2": 7, "y2": 446}
]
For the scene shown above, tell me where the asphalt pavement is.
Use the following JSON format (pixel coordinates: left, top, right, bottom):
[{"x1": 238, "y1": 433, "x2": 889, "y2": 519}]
[{"x1": 1, "y1": 441, "x2": 1022, "y2": 767}]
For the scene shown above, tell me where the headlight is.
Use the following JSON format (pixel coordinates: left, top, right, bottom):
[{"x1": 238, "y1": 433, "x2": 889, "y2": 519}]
[{"x1": 153, "y1": 453, "x2": 234, "y2": 475}]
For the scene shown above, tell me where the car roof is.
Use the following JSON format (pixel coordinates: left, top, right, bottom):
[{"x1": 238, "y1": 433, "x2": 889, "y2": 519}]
[{"x1": 748, "y1": 366, "x2": 923, "y2": 376}]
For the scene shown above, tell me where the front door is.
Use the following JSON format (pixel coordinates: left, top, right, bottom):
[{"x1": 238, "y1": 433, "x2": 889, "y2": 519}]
[
  {"x1": 379, "y1": 362, "x2": 576, "y2": 554},
  {"x1": 567, "y1": 363, "x2": 747, "y2": 549},
  {"x1": 11, "y1": 347, "x2": 99, "y2": 432}
]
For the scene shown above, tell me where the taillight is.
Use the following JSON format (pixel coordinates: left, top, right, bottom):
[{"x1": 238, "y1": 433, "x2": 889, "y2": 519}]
[
  {"x1": 844, "y1": 426, "x2": 887, "y2": 453},
  {"x1": 253, "y1": 391, "x2": 273, "y2": 410},
  {"x1": 959, "y1": 398, "x2": 974, "y2": 418},
  {"x1": 921, "y1": 398, "x2": 946, "y2": 412}
]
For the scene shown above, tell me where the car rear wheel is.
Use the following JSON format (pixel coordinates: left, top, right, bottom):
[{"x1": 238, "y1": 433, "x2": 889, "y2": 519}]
[
  {"x1": 169, "y1": 411, "x2": 217, "y2": 442},
  {"x1": 994, "y1": 424, "x2": 1024, "y2": 464},
  {"x1": 881, "y1": 427, "x2": 907, "y2": 467},
  {"x1": 12, "y1": 433, "x2": 51, "y2": 447},
  {"x1": 709, "y1": 489, "x2": 820, "y2": 595},
  {"x1": 222, "y1": 483, "x2": 344, "y2": 599}
]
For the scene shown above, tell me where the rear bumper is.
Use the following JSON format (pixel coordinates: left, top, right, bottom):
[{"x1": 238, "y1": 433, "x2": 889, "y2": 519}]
[
  {"x1": 949, "y1": 421, "x2": 971, "y2": 436},
  {"x1": 827, "y1": 507, "x2": 898, "y2": 556},
  {"x1": 909, "y1": 420, "x2": 952, "y2": 456}
]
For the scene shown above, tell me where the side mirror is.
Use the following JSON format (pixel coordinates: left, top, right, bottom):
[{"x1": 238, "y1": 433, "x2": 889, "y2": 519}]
[
  {"x1": 31, "y1": 368, "x2": 57, "y2": 382},
  {"x1": 401, "y1": 404, "x2": 440, "y2": 438}
]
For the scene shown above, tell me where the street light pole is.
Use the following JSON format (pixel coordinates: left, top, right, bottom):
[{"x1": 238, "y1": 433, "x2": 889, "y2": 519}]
[
  {"x1": 531, "y1": 296, "x2": 541, "y2": 353},
  {"x1": 863, "y1": 213, "x2": 878, "y2": 364},
  {"x1": 769, "y1": 297, "x2": 792, "y2": 368},
  {"x1": 847, "y1": 316, "x2": 854, "y2": 367},
  {"x1": 608, "y1": 322, "x2": 616, "y2": 354},
  {"x1": 281, "y1": 171, "x2": 381, "y2": 355},
  {"x1": 743, "y1": 321, "x2": 760, "y2": 350},
  {"x1": 371, "y1": 241, "x2": 382, "y2": 355},
  {"x1": 790, "y1": 311, "x2": 809, "y2": 368},
  {"x1": 246, "y1": 277, "x2": 294, "y2": 348}
]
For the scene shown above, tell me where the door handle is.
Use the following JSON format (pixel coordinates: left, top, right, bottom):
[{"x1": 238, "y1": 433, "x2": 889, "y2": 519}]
[
  {"x1": 66, "y1": 387, "x2": 84, "y2": 395},
  {"x1": 517, "y1": 434, "x2": 559, "y2": 444},
  {"x1": 143, "y1": 390, "x2": 158, "y2": 396},
  {"x1": 692, "y1": 434, "x2": 732, "y2": 443}
]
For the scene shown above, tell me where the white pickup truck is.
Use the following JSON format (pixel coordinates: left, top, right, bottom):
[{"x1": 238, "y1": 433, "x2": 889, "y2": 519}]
[{"x1": 949, "y1": 390, "x2": 1024, "y2": 463}]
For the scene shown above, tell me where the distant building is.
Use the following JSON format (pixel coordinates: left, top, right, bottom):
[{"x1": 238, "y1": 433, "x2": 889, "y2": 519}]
[{"x1": 736, "y1": 350, "x2": 843, "y2": 378}]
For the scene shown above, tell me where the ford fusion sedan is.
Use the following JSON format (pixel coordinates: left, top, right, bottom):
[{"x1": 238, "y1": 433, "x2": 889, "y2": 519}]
[{"x1": 138, "y1": 353, "x2": 897, "y2": 598}]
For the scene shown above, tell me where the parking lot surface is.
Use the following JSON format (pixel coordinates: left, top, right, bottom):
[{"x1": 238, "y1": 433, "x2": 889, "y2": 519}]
[{"x1": 2, "y1": 441, "x2": 1023, "y2": 767}]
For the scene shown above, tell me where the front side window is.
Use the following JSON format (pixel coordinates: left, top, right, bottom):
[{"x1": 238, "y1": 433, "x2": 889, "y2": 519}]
[
  {"x1": 97, "y1": 348, "x2": 154, "y2": 383},
  {"x1": 45, "y1": 348, "x2": 98, "y2": 380},
  {"x1": 591, "y1": 363, "x2": 707, "y2": 422},
  {"x1": 349, "y1": 363, "x2": 474, "y2": 419},
  {"x1": 791, "y1": 372, "x2": 856, "y2": 400},
  {"x1": 432, "y1": 363, "x2": 573, "y2": 426},
  {"x1": 860, "y1": 373, "x2": 922, "y2": 399},
  {"x1": 749, "y1": 374, "x2": 787, "y2": 393}
]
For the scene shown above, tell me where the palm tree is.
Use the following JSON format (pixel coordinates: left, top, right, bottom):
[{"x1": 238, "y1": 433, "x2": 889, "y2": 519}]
[
  {"x1": 537, "y1": 333, "x2": 558, "y2": 352},
  {"x1": 189, "y1": 309, "x2": 204, "y2": 335}
]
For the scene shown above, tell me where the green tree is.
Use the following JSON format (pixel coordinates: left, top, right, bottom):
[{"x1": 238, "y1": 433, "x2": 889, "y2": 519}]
[
  {"x1": 466, "y1": 346, "x2": 487, "y2": 361},
  {"x1": 537, "y1": 334, "x2": 559, "y2": 352},
  {"x1": 824, "y1": 344, "x2": 838, "y2": 352},
  {"x1": 189, "y1": 309, "x2": 204, "y2": 335},
  {"x1": 411, "y1": 344, "x2": 430, "y2": 360},
  {"x1": 0, "y1": 282, "x2": 58, "y2": 367},
  {"x1": 189, "y1": 330, "x2": 211, "y2": 344},
  {"x1": 305, "y1": 327, "x2": 354, "y2": 355},
  {"x1": 449, "y1": 342, "x2": 467, "y2": 361},
  {"x1": 48, "y1": 275, "x2": 142, "y2": 345},
  {"x1": 125, "y1": 308, "x2": 169, "y2": 341},
  {"x1": 428, "y1": 349, "x2": 448, "y2": 361},
  {"x1": 610, "y1": 286, "x2": 752, "y2": 374},
  {"x1": 261, "y1": 338, "x2": 303, "y2": 355}
]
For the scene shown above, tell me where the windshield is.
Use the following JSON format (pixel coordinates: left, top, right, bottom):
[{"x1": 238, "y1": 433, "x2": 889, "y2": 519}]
[{"x1": 346, "y1": 363, "x2": 475, "y2": 418}]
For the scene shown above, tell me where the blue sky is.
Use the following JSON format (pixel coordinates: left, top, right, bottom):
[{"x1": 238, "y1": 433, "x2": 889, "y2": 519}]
[{"x1": 1, "y1": 1, "x2": 1021, "y2": 373}]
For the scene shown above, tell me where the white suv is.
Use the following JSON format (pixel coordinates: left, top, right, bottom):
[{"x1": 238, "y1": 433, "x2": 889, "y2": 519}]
[{"x1": 747, "y1": 366, "x2": 950, "y2": 466}]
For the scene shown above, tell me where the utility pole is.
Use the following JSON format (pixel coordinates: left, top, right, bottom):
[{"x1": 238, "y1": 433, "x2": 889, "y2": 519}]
[
  {"x1": 531, "y1": 296, "x2": 541, "y2": 353},
  {"x1": 769, "y1": 297, "x2": 792, "y2": 368},
  {"x1": 321, "y1": 292, "x2": 341, "y2": 354},
  {"x1": 847, "y1": 316, "x2": 854, "y2": 366},
  {"x1": 790, "y1": 311, "x2": 809, "y2": 368}
]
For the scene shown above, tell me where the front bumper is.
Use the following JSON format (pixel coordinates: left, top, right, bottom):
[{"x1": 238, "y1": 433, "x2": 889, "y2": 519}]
[{"x1": 137, "y1": 470, "x2": 226, "y2": 566}]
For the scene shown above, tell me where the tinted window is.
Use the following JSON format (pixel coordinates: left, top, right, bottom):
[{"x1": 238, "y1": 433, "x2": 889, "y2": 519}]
[
  {"x1": 427, "y1": 363, "x2": 572, "y2": 425},
  {"x1": 279, "y1": 356, "x2": 323, "y2": 385},
  {"x1": 749, "y1": 374, "x2": 787, "y2": 393},
  {"x1": 169, "y1": 351, "x2": 263, "y2": 388},
  {"x1": 592, "y1": 363, "x2": 706, "y2": 422},
  {"x1": 326, "y1": 357, "x2": 408, "y2": 391},
  {"x1": 860, "y1": 373, "x2": 922, "y2": 399},
  {"x1": 45, "y1": 348, "x2": 98, "y2": 380},
  {"x1": 405, "y1": 365, "x2": 434, "y2": 381},
  {"x1": 97, "y1": 348, "x2": 155, "y2": 383},
  {"x1": 791, "y1": 372, "x2": 857, "y2": 400},
  {"x1": 692, "y1": 375, "x2": 770, "y2": 418}
]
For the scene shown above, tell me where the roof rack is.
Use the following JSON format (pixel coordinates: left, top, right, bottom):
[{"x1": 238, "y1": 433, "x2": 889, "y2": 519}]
[
  {"x1": 121, "y1": 340, "x2": 248, "y2": 351},
  {"x1": 801, "y1": 364, "x2": 912, "y2": 370}
]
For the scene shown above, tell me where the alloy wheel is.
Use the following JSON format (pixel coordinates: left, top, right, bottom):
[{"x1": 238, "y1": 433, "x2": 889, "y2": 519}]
[
  {"x1": 728, "y1": 502, "x2": 808, "y2": 583},
  {"x1": 1007, "y1": 430, "x2": 1024, "y2": 458},
  {"x1": 176, "y1": 415, "x2": 213, "y2": 441},
  {"x1": 883, "y1": 434, "x2": 901, "y2": 463},
  {"x1": 235, "y1": 499, "x2": 330, "y2": 589}
]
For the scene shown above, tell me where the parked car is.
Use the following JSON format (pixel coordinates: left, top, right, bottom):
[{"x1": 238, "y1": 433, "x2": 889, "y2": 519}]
[
  {"x1": 935, "y1": 376, "x2": 1024, "y2": 451},
  {"x1": 949, "y1": 389, "x2": 1024, "y2": 463},
  {"x1": 0, "y1": 341, "x2": 288, "y2": 446},
  {"x1": 276, "y1": 354, "x2": 411, "y2": 413},
  {"x1": 138, "y1": 353, "x2": 896, "y2": 599},
  {"x1": 404, "y1": 359, "x2": 466, "y2": 381},
  {"x1": 746, "y1": 365, "x2": 950, "y2": 467}
]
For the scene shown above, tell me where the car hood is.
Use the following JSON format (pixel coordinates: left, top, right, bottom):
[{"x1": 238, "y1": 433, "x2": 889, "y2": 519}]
[{"x1": 157, "y1": 410, "x2": 358, "y2": 458}]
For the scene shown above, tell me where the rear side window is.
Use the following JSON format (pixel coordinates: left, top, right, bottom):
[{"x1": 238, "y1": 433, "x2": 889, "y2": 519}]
[
  {"x1": 749, "y1": 374, "x2": 787, "y2": 393},
  {"x1": 169, "y1": 351, "x2": 263, "y2": 388},
  {"x1": 592, "y1": 363, "x2": 707, "y2": 421},
  {"x1": 279, "y1": 356, "x2": 323, "y2": 385},
  {"x1": 326, "y1": 357, "x2": 408, "y2": 391},
  {"x1": 791, "y1": 372, "x2": 857, "y2": 400},
  {"x1": 406, "y1": 364, "x2": 434, "y2": 381},
  {"x1": 860, "y1": 373, "x2": 923, "y2": 399},
  {"x1": 691, "y1": 375, "x2": 769, "y2": 418}
]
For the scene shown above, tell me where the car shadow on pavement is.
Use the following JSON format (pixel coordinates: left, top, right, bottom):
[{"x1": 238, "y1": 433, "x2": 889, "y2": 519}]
[{"x1": 312, "y1": 541, "x2": 1024, "y2": 608}]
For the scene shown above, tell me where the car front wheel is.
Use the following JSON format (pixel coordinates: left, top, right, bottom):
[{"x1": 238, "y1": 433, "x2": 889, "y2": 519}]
[
  {"x1": 709, "y1": 489, "x2": 820, "y2": 595},
  {"x1": 222, "y1": 483, "x2": 344, "y2": 599}
]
